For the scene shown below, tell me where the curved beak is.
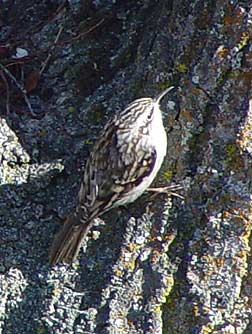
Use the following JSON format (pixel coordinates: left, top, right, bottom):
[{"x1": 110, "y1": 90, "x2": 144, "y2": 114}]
[{"x1": 155, "y1": 86, "x2": 175, "y2": 104}]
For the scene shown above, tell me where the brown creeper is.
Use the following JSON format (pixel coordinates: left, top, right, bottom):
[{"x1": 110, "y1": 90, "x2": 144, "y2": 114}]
[{"x1": 49, "y1": 86, "x2": 174, "y2": 265}]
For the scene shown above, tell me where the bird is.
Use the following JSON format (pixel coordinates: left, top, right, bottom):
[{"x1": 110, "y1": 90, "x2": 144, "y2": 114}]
[{"x1": 49, "y1": 86, "x2": 174, "y2": 265}]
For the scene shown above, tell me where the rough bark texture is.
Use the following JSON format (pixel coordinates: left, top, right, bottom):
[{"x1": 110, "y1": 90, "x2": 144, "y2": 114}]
[{"x1": 1, "y1": 1, "x2": 252, "y2": 333}]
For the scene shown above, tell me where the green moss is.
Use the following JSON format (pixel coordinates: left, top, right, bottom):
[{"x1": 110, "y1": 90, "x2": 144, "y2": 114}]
[
  {"x1": 175, "y1": 63, "x2": 188, "y2": 73},
  {"x1": 224, "y1": 142, "x2": 243, "y2": 169},
  {"x1": 226, "y1": 143, "x2": 237, "y2": 160},
  {"x1": 161, "y1": 275, "x2": 174, "y2": 304},
  {"x1": 163, "y1": 170, "x2": 173, "y2": 182},
  {"x1": 67, "y1": 106, "x2": 75, "y2": 113},
  {"x1": 39, "y1": 128, "x2": 47, "y2": 137},
  {"x1": 84, "y1": 138, "x2": 93, "y2": 145},
  {"x1": 4, "y1": 172, "x2": 13, "y2": 184},
  {"x1": 201, "y1": 324, "x2": 215, "y2": 334},
  {"x1": 125, "y1": 259, "x2": 136, "y2": 271},
  {"x1": 156, "y1": 81, "x2": 173, "y2": 92},
  {"x1": 237, "y1": 32, "x2": 249, "y2": 51}
]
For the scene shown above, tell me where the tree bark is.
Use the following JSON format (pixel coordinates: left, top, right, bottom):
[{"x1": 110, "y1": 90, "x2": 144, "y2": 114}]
[{"x1": 1, "y1": 1, "x2": 252, "y2": 333}]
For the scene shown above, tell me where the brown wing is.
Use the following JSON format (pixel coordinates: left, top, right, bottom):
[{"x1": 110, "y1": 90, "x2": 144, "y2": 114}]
[{"x1": 77, "y1": 118, "x2": 156, "y2": 221}]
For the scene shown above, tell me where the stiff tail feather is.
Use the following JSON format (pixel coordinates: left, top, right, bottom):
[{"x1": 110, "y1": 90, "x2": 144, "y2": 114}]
[{"x1": 49, "y1": 214, "x2": 91, "y2": 265}]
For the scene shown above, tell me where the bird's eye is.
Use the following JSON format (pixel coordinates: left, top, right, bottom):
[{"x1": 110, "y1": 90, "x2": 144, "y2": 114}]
[{"x1": 147, "y1": 113, "x2": 152, "y2": 120}]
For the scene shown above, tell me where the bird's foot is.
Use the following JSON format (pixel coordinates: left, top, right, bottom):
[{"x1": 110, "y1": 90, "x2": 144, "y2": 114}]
[{"x1": 147, "y1": 184, "x2": 184, "y2": 199}]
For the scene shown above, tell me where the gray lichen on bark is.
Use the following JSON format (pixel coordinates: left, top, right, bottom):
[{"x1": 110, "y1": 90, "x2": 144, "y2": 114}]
[{"x1": 1, "y1": 0, "x2": 252, "y2": 333}]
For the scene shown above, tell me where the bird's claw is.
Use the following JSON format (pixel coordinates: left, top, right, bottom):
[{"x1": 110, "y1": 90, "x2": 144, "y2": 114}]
[{"x1": 147, "y1": 184, "x2": 184, "y2": 199}]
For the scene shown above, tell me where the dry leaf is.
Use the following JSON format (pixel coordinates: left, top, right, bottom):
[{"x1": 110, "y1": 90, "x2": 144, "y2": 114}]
[{"x1": 25, "y1": 70, "x2": 41, "y2": 92}]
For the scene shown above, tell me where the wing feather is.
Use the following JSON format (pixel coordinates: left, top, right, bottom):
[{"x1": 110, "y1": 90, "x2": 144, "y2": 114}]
[{"x1": 77, "y1": 116, "x2": 156, "y2": 219}]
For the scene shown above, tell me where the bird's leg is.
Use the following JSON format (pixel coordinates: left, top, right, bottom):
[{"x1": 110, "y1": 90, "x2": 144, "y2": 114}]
[{"x1": 147, "y1": 184, "x2": 184, "y2": 199}]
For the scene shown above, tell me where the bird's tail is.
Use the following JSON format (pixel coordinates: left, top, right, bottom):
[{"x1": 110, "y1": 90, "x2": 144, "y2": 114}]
[{"x1": 49, "y1": 213, "x2": 91, "y2": 265}]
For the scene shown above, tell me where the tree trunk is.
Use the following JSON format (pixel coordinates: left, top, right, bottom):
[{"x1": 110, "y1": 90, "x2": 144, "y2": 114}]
[{"x1": 1, "y1": 1, "x2": 252, "y2": 333}]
